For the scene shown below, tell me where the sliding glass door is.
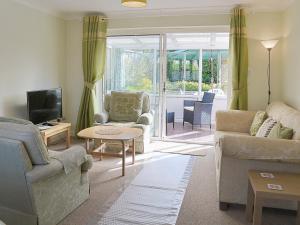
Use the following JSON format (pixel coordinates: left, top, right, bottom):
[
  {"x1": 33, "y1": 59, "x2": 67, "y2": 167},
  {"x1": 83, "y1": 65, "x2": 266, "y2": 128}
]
[
  {"x1": 164, "y1": 33, "x2": 229, "y2": 143},
  {"x1": 103, "y1": 33, "x2": 229, "y2": 142},
  {"x1": 104, "y1": 35, "x2": 162, "y2": 137}
]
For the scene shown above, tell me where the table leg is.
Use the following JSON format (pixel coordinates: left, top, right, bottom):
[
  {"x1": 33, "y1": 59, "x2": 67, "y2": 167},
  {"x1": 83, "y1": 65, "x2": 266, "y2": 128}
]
[
  {"x1": 122, "y1": 140, "x2": 126, "y2": 176},
  {"x1": 132, "y1": 138, "x2": 135, "y2": 165},
  {"x1": 99, "y1": 140, "x2": 103, "y2": 161},
  {"x1": 66, "y1": 127, "x2": 71, "y2": 148},
  {"x1": 297, "y1": 202, "x2": 300, "y2": 225},
  {"x1": 246, "y1": 181, "x2": 255, "y2": 222},
  {"x1": 85, "y1": 139, "x2": 90, "y2": 153},
  {"x1": 253, "y1": 197, "x2": 263, "y2": 225},
  {"x1": 43, "y1": 136, "x2": 48, "y2": 146}
]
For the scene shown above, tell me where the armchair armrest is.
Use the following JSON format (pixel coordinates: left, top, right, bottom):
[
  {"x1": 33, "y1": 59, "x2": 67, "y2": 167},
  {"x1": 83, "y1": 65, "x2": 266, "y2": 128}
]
[
  {"x1": 216, "y1": 110, "x2": 256, "y2": 133},
  {"x1": 94, "y1": 111, "x2": 109, "y2": 124},
  {"x1": 26, "y1": 146, "x2": 92, "y2": 183},
  {"x1": 183, "y1": 100, "x2": 195, "y2": 107},
  {"x1": 219, "y1": 134, "x2": 300, "y2": 163},
  {"x1": 137, "y1": 113, "x2": 153, "y2": 125},
  {"x1": 194, "y1": 101, "x2": 213, "y2": 107},
  {"x1": 26, "y1": 159, "x2": 63, "y2": 183}
]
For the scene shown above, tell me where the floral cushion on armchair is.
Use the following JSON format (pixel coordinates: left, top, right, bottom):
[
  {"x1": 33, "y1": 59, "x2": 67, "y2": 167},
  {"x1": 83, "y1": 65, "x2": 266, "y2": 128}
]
[{"x1": 109, "y1": 91, "x2": 144, "y2": 122}]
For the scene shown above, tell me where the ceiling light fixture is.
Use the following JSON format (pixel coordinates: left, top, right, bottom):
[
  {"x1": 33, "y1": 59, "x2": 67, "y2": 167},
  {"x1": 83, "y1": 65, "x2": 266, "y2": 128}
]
[{"x1": 121, "y1": 0, "x2": 147, "y2": 8}]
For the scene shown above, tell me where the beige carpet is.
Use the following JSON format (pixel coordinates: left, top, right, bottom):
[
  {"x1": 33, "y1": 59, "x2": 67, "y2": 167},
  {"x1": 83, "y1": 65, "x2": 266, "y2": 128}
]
[{"x1": 53, "y1": 139, "x2": 296, "y2": 225}]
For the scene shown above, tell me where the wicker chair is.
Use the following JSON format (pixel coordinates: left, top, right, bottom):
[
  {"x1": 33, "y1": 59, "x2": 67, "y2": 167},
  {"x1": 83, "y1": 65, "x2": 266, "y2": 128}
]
[{"x1": 183, "y1": 92, "x2": 215, "y2": 130}]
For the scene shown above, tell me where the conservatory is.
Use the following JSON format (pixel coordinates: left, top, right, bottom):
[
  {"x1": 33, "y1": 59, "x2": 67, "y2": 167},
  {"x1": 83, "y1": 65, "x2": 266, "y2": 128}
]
[{"x1": 103, "y1": 33, "x2": 229, "y2": 143}]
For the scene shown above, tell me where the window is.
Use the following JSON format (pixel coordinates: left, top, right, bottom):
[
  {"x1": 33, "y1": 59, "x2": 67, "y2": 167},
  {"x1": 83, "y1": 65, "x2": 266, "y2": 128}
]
[{"x1": 166, "y1": 33, "x2": 229, "y2": 97}]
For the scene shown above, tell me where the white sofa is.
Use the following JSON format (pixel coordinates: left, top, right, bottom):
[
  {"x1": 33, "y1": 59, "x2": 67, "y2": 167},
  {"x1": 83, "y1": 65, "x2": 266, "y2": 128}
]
[{"x1": 215, "y1": 102, "x2": 300, "y2": 210}]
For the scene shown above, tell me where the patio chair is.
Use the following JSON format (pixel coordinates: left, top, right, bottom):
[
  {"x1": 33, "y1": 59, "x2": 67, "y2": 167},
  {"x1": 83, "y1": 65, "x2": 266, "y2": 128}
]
[{"x1": 183, "y1": 92, "x2": 215, "y2": 130}]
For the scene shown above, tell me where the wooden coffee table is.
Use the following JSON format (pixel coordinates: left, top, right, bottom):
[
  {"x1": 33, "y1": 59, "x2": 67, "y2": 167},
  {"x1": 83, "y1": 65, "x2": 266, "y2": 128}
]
[
  {"x1": 77, "y1": 125, "x2": 142, "y2": 176},
  {"x1": 246, "y1": 170, "x2": 300, "y2": 225}
]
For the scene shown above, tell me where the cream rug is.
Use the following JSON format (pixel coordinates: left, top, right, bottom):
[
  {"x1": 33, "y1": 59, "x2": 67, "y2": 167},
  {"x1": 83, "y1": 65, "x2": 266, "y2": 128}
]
[
  {"x1": 151, "y1": 141, "x2": 212, "y2": 156},
  {"x1": 97, "y1": 153, "x2": 194, "y2": 225}
]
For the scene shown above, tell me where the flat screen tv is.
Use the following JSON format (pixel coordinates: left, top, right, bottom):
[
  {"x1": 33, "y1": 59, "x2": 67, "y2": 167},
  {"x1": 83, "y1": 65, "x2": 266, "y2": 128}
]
[{"x1": 27, "y1": 88, "x2": 62, "y2": 124}]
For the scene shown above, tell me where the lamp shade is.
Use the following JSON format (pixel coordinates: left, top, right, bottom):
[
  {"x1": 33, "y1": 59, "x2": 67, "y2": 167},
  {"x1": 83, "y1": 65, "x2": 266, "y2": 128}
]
[
  {"x1": 261, "y1": 40, "x2": 279, "y2": 49},
  {"x1": 121, "y1": 0, "x2": 147, "y2": 7}
]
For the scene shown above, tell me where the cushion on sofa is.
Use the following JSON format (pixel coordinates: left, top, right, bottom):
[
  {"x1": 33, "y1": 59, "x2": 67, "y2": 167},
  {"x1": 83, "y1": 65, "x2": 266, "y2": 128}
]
[
  {"x1": 250, "y1": 111, "x2": 268, "y2": 136},
  {"x1": 267, "y1": 102, "x2": 300, "y2": 140},
  {"x1": 109, "y1": 91, "x2": 143, "y2": 122},
  {"x1": 268, "y1": 123, "x2": 294, "y2": 140},
  {"x1": 256, "y1": 118, "x2": 277, "y2": 138},
  {"x1": 0, "y1": 122, "x2": 50, "y2": 165}
]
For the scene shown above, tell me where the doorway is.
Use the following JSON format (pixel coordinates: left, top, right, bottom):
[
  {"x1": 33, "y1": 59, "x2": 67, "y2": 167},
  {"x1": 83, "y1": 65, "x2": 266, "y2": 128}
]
[
  {"x1": 103, "y1": 33, "x2": 229, "y2": 144},
  {"x1": 163, "y1": 33, "x2": 229, "y2": 144}
]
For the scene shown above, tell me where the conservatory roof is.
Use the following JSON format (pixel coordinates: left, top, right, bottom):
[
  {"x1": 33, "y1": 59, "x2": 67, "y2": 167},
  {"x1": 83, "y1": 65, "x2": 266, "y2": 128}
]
[{"x1": 107, "y1": 33, "x2": 229, "y2": 50}]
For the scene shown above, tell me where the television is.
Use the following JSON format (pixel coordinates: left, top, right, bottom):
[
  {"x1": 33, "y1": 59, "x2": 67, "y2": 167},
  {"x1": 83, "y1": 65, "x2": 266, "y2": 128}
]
[{"x1": 27, "y1": 88, "x2": 62, "y2": 124}]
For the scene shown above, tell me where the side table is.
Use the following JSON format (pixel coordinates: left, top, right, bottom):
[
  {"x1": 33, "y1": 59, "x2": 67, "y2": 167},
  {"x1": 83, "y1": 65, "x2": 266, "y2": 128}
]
[{"x1": 246, "y1": 170, "x2": 300, "y2": 225}]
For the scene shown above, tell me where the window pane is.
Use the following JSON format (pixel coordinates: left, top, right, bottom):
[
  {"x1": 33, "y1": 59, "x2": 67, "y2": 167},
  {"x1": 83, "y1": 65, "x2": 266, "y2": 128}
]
[
  {"x1": 166, "y1": 50, "x2": 200, "y2": 95},
  {"x1": 105, "y1": 36, "x2": 160, "y2": 137},
  {"x1": 202, "y1": 50, "x2": 228, "y2": 96}
]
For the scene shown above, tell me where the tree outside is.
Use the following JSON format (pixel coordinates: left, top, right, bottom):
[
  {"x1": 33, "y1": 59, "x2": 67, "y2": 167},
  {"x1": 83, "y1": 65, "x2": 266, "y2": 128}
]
[{"x1": 106, "y1": 48, "x2": 228, "y2": 96}]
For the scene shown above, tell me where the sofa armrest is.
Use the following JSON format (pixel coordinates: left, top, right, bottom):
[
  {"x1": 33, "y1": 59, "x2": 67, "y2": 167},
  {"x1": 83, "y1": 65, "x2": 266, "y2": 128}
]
[
  {"x1": 137, "y1": 113, "x2": 153, "y2": 125},
  {"x1": 216, "y1": 110, "x2": 256, "y2": 133},
  {"x1": 219, "y1": 134, "x2": 300, "y2": 163},
  {"x1": 94, "y1": 111, "x2": 109, "y2": 124}
]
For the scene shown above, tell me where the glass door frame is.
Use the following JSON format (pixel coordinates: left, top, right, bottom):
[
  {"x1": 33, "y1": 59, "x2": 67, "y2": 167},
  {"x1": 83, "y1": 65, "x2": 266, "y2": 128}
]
[
  {"x1": 102, "y1": 34, "x2": 165, "y2": 139},
  {"x1": 101, "y1": 33, "x2": 227, "y2": 144}
]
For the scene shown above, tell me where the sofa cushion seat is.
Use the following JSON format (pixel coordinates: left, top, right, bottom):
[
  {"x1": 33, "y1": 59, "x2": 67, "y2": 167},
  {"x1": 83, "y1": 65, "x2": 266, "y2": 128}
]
[
  {"x1": 102, "y1": 122, "x2": 149, "y2": 133},
  {"x1": 215, "y1": 130, "x2": 250, "y2": 142}
]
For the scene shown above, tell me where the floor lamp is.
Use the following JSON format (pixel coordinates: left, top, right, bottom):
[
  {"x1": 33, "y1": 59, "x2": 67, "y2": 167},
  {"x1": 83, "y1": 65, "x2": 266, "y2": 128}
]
[{"x1": 261, "y1": 39, "x2": 279, "y2": 105}]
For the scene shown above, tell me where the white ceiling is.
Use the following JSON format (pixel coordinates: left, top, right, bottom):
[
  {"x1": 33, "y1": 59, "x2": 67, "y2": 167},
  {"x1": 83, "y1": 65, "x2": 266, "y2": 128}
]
[{"x1": 13, "y1": 0, "x2": 294, "y2": 19}]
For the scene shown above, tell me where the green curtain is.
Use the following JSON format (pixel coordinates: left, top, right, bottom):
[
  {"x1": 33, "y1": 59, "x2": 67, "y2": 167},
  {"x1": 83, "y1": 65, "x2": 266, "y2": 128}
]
[
  {"x1": 229, "y1": 7, "x2": 248, "y2": 110},
  {"x1": 76, "y1": 16, "x2": 107, "y2": 133}
]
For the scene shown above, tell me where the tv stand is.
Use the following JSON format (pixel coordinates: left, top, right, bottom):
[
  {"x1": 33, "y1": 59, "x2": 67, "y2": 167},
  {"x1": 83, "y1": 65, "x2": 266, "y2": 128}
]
[
  {"x1": 41, "y1": 122, "x2": 55, "y2": 126},
  {"x1": 40, "y1": 122, "x2": 71, "y2": 148}
]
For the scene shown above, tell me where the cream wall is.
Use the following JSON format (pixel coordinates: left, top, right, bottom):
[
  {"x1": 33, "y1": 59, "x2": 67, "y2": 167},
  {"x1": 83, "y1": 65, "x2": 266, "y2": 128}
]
[
  {"x1": 65, "y1": 20, "x2": 84, "y2": 127},
  {"x1": 282, "y1": 0, "x2": 300, "y2": 109},
  {"x1": 247, "y1": 12, "x2": 283, "y2": 110},
  {"x1": 0, "y1": 0, "x2": 66, "y2": 119},
  {"x1": 65, "y1": 12, "x2": 284, "y2": 127}
]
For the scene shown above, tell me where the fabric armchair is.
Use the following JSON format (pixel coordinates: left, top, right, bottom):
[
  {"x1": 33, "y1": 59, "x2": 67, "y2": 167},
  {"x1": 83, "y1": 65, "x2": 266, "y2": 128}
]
[
  {"x1": 94, "y1": 91, "x2": 153, "y2": 153},
  {"x1": 0, "y1": 119, "x2": 93, "y2": 225}
]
